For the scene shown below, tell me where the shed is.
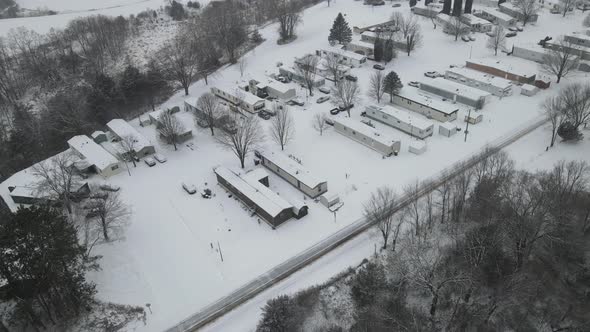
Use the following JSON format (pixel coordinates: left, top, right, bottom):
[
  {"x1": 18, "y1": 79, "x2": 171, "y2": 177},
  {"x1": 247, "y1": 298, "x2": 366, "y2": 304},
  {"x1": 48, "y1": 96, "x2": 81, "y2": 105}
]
[
  {"x1": 320, "y1": 192, "x2": 340, "y2": 208},
  {"x1": 408, "y1": 140, "x2": 427, "y2": 155},
  {"x1": 91, "y1": 131, "x2": 108, "y2": 144},
  {"x1": 520, "y1": 84, "x2": 539, "y2": 96},
  {"x1": 465, "y1": 113, "x2": 484, "y2": 124},
  {"x1": 439, "y1": 123, "x2": 458, "y2": 137}
]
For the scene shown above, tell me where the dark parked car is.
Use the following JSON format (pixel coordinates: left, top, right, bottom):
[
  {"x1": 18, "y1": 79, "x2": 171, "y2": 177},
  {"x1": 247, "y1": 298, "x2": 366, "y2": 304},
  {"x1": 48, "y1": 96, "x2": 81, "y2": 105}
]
[
  {"x1": 330, "y1": 108, "x2": 340, "y2": 115},
  {"x1": 339, "y1": 104, "x2": 354, "y2": 112},
  {"x1": 505, "y1": 32, "x2": 517, "y2": 38},
  {"x1": 258, "y1": 110, "x2": 271, "y2": 120},
  {"x1": 373, "y1": 64, "x2": 385, "y2": 70},
  {"x1": 345, "y1": 75, "x2": 358, "y2": 82}
]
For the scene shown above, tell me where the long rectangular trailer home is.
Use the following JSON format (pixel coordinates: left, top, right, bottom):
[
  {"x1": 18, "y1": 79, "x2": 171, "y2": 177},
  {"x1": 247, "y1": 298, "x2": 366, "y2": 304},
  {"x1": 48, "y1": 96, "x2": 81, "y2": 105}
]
[
  {"x1": 316, "y1": 48, "x2": 367, "y2": 67},
  {"x1": 211, "y1": 86, "x2": 266, "y2": 114},
  {"x1": 465, "y1": 58, "x2": 536, "y2": 84},
  {"x1": 511, "y1": 43, "x2": 547, "y2": 63},
  {"x1": 564, "y1": 33, "x2": 590, "y2": 48},
  {"x1": 248, "y1": 76, "x2": 296, "y2": 100},
  {"x1": 68, "y1": 135, "x2": 122, "y2": 177},
  {"x1": 364, "y1": 105, "x2": 434, "y2": 139},
  {"x1": 444, "y1": 67, "x2": 513, "y2": 97},
  {"x1": 477, "y1": 8, "x2": 517, "y2": 27},
  {"x1": 214, "y1": 167, "x2": 307, "y2": 228},
  {"x1": 255, "y1": 150, "x2": 328, "y2": 198},
  {"x1": 499, "y1": 2, "x2": 538, "y2": 23},
  {"x1": 278, "y1": 66, "x2": 326, "y2": 87},
  {"x1": 333, "y1": 117, "x2": 401, "y2": 156},
  {"x1": 106, "y1": 119, "x2": 155, "y2": 157},
  {"x1": 419, "y1": 78, "x2": 492, "y2": 109},
  {"x1": 460, "y1": 13, "x2": 493, "y2": 32},
  {"x1": 391, "y1": 89, "x2": 459, "y2": 123}
]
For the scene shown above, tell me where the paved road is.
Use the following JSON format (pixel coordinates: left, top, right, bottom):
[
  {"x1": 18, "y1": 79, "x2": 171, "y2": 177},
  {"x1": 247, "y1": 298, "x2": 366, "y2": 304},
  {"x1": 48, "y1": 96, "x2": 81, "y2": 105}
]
[{"x1": 166, "y1": 117, "x2": 548, "y2": 332}]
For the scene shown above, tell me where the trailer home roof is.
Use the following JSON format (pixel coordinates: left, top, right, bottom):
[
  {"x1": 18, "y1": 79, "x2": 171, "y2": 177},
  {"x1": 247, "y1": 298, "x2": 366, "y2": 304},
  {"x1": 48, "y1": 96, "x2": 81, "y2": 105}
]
[
  {"x1": 395, "y1": 89, "x2": 460, "y2": 115},
  {"x1": 420, "y1": 78, "x2": 492, "y2": 101},
  {"x1": 258, "y1": 150, "x2": 326, "y2": 189},
  {"x1": 333, "y1": 117, "x2": 400, "y2": 146},
  {"x1": 367, "y1": 104, "x2": 433, "y2": 131},
  {"x1": 68, "y1": 135, "x2": 118, "y2": 170}
]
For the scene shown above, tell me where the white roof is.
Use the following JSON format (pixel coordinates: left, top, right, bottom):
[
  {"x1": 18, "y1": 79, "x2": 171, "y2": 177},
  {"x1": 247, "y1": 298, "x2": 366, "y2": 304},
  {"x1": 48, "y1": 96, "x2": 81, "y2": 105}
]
[
  {"x1": 395, "y1": 88, "x2": 460, "y2": 115},
  {"x1": 367, "y1": 105, "x2": 433, "y2": 131},
  {"x1": 334, "y1": 117, "x2": 400, "y2": 146},
  {"x1": 566, "y1": 33, "x2": 590, "y2": 42},
  {"x1": 409, "y1": 140, "x2": 426, "y2": 149},
  {"x1": 214, "y1": 86, "x2": 265, "y2": 106},
  {"x1": 421, "y1": 78, "x2": 492, "y2": 101},
  {"x1": 481, "y1": 8, "x2": 516, "y2": 22},
  {"x1": 184, "y1": 97, "x2": 199, "y2": 109},
  {"x1": 521, "y1": 83, "x2": 538, "y2": 91},
  {"x1": 259, "y1": 150, "x2": 327, "y2": 189},
  {"x1": 322, "y1": 46, "x2": 367, "y2": 61},
  {"x1": 348, "y1": 40, "x2": 375, "y2": 49},
  {"x1": 446, "y1": 67, "x2": 513, "y2": 90},
  {"x1": 462, "y1": 13, "x2": 492, "y2": 25},
  {"x1": 513, "y1": 43, "x2": 547, "y2": 54},
  {"x1": 68, "y1": 135, "x2": 118, "y2": 171},
  {"x1": 250, "y1": 75, "x2": 294, "y2": 95},
  {"x1": 439, "y1": 122, "x2": 457, "y2": 130},
  {"x1": 467, "y1": 58, "x2": 537, "y2": 78},
  {"x1": 149, "y1": 108, "x2": 165, "y2": 119},
  {"x1": 361, "y1": 31, "x2": 378, "y2": 38},
  {"x1": 215, "y1": 167, "x2": 293, "y2": 218},
  {"x1": 107, "y1": 119, "x2": 152, "y2": 152}
]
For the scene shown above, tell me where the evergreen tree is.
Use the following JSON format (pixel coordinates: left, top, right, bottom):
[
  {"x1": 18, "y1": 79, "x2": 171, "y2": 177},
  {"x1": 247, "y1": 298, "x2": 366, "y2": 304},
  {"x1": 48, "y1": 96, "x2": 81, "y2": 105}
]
[
  {"x1": 0, "y1": 206, "x2": 97, "y2": 327},
  {"x1": 383, "y1": 40, "x2": 396, "y2": 63},
  {"x1": 87, "y1": 74, "x2": 120, "y2": 124},
  {"x1": 328, "y1": 13, "x2": 352, "y2": 44},
  {"x1": 256, "y1": 295, "x2": 300, "y2": 332},
  {"x1": 119, "y1": 65, "x2": 144, "y2": 106},
  {"x1": 251, "y1": 29, "x2": 264, "y2": 44},
  {"x1": 383, "y1": 71, "x2": 403, "y2": 102},
  {"x1": 374, "y1": 38, "x2": 384, "y2": 62},
  {"x1": 350, "y1": 261, "x2": 388, "y2": 308}
]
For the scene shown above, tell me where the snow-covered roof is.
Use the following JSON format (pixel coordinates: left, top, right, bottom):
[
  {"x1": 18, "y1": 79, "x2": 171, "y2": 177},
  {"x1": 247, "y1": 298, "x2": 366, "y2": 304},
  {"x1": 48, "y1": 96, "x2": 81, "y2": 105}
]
[
  {"x1": 184, "y1": 97, "x2": 199, "y2": 109},
  {"x1": 68, "y1": 135, "x2": 119, "y2": 171},
  {"x1": 461, "y1": 13, "x2": 492, "y2": 26},
  {"x1": 513, "y1": 43, "x2": 547, "y2": 54},
  {"x1": 395, "y1": 88, "x2": 460, "y2": 115},
  {"x1": 467, "y1": 58, "x2": 537, "y2": 78},
  {"x1": 439, "y1": 122, "x2": 457, "y2": 131},
  {"x1": 321, "y1": 46, "x2": 367, "y2": 61},
  {"x1": 446, "y1": 67, "x2": 513, "y2": 90},
  {"x1": 106, "y1": 119, "x2": 152, "y2": 152},
  {"x1": 214, "y1": 86, "x2": 265, "y2": 106},
  {"x1": 347, "y1": 40, "x2": 375, "y2": 49},
  {"x1": 361, "y1": 31, "x2": 378, "y2": 39},
  {"x1": 215, "y1": 167, "x2": 293, "y2": 218},
  {"x1": 521, "y1": 83, "x2": 538, "y2": 92},
  {"x1": 565, "y1": 33, "x2": 590, "y2": 42},
  {"x1": 480, "y1": 8, "x2": 516, "y2": 22},
  {"x1": 258, "y1": 150, "x2": 327, "y2": 189},
  {"x1": 250, "y1": 75, "x2": 294, "y2": 95},
  {"x1": 499, "y1": 2, "x2": 530, "y2": 14},
  {"x1": 421, "y1": 78, "x2": 492, "y2": 101},
  {"x1": 149, "y1": 109, "x2": 165, "y2": 119},
  {"x1": 366, "y1": 105, "x2": 433, "y2": 131},
  {"x1": 409, "y1": 140, "x2": 426, "y2": 149},
  {"x1": 334, "y1": 117, "x2": 400, "y2": 146},
  {"x1": 91, "y1": 131, "x2": 106, "y2": 138}
]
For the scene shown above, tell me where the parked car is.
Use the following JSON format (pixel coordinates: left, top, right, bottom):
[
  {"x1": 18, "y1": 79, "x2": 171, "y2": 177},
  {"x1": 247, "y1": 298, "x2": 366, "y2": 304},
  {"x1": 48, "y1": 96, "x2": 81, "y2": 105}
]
[
  {"x1": 461, "y1": 35, "x2": 471, "y2": 42},
  {"x1": 319, "y1": 87, "x2": 331, "y2": 94},
  {"x1": 508, "y1": 27, "x2": 518, "y2": 32},
  {"x1": 486, "y1": 31, "x2": 495, "y2": 37},
  {"x1": 330, "y1": 108, "x2": 340, "y2": 115},
  {"x1": 201, "y1": 188, "x2": 212, "y2": 199},
  {"x1": 325, "y1": 117, "x2": 335, "y2": 126},
  {"x1": 505, "y1": 31, "x2": 517, "y2": 38},
  {"x1": 277, "y1": 76, "x2": 288, "y2": 83},
  {"x1": 144, "y1": 157, "x2": 156, "y2": 167},
  {"x1": 408, "y1": 81, "x2": 420, "y2": 88},
  {"x1": 154, "y1": 153, "x2": 167, "y2": 163},
  {"x1": 182, "y1": 183, "x2": 197, "y2": 195},
  {"x1": 392, "y1": 3, "x2": 401, "y2": 7},
  {"x1": 99, "y1": 184, "x2": 120, "y2": 192},
  {"x1": 345, "y1": 74, "x2": 358, "y2": 82},
  {"x1": 424, "y1": 71, "x2": 440, "y2": 78},
  {"x1": 516, "y1": 26, "x2": 523, "y2": 32},
  {"x1": 288, "y1": 98, "x2": 305, "y2": 106},
  {"x1": 339, "y1": 104, "x2": 354, "y2": 112},
  {"x1": 258, "y1": 110, "x2": 272, "y2": 120},
  {"x1": 316, "y1": 96, "x2": 330, "y2": 104},
  {"x1": 373, "y1": 64, "x2": 385, "y2": 70},
  {"x1": 468, "y1": 35, "x2": 476, "y2": 41}
]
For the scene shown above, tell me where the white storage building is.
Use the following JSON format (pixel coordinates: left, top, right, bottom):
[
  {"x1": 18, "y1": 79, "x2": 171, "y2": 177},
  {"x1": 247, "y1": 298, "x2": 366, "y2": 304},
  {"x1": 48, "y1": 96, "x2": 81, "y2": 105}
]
[
  {"x1": 333, "y1": 117, "x2": 401, "y2": 156},
  {"x1": 391, "y1": 88, "x2": 459, "y2": 123},
  {"x1": 364, "y1": 105, "x2": 434, "y2": 139},
  {"x1": 445, "y1": 67, "x2": 513, "y2": 97}
]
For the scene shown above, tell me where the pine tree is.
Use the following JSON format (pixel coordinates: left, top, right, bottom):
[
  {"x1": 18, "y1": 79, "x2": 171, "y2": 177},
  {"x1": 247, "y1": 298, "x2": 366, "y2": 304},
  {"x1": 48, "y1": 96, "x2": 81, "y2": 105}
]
[
  {"x1": 383, "y1": 40, "x2": 396, "y2": 63},
  {"x1": 328, "y1": 13, "x2": 352, "y2": 44},
  {"x1": 251, "y1": 29, "x2": 264, "y2": 44},
  {"x1": 383, "y1": 71, "x2": 403, "y2": 102},
  {"x1": 256, "y1": 295, "x2": 300, "y2": 332},
  {"x1": 374, "y1": 38, "x2": 384, "y2": 62}
]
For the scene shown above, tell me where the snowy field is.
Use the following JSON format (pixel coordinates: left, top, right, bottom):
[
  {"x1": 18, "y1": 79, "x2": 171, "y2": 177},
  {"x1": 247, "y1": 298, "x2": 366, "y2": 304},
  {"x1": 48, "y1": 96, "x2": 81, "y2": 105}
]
[{"x1": 2, "y1": 1, "x2": 590, "y2": 331}]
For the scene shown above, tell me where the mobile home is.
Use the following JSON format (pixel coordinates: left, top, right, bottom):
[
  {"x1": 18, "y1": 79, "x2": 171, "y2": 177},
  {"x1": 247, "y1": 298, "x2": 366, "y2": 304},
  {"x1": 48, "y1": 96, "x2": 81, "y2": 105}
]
[
  {"x1": 445, "y1": 67, "x2": 513, "y2": 97},
  {"x1": 465, "y1": 58, "x2": 537, "y2": 84},
  {"x1": 211, "y1": 86, "x2": 266, "y2": 114},
  {"x1": 364, "y1": 105, "x2": 434, "y2": 139},
  {"x1": 419, "y1": 78, "x2": 492, "y2": 108},
  {"x1": 68, "y1": 135, "x2": 122, "y2": 177},
  {"x1": 106, "y1": 119, "x2": 155, "y2": 157},
  {"x1": 333, "y1": 117, "x2": 401, "y2": 156},
  {"x1": 316, "y1": 48, "x2": 367, "y2": 67},
  {"x1": 391, "y1": 89, "x2": 459, "y2": 123}
]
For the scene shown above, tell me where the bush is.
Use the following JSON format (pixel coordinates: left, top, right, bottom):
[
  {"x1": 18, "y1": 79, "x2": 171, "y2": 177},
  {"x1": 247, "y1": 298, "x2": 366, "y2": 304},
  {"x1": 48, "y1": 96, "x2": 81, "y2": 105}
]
[
  {"x1": 187, "y1": 1, "x2": 201, "y2": 9},
  {"x1": 350, "y1": 261, "x2": 387, "y2": 308},
  {"x1": 558, "y1": 122, "x2": 583, "y2": 141},
  {"x1": 256, "y1": 295, "x2": 302, "y2": 332},
  {"x1": 166, "y1": 0, "x2": 186, "y2": 21}
]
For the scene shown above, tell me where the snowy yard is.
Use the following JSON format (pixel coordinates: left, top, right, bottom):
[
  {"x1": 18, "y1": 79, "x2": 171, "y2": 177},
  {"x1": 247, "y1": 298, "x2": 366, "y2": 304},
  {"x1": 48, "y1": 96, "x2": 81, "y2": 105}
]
[{"x1": 2, "y1": 0, "x2": 590, "y2": 331}]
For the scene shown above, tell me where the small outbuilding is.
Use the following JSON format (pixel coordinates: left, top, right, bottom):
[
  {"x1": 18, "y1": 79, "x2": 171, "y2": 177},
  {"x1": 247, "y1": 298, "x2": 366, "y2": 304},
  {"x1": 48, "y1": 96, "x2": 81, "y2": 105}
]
[
  {"x1": 439, "y1": 123, "x2": 458, "y2": 137},
  {"x1": 408, "y1": 140, "x2": 427, "y2": 155},
  {"x1": 520, "y1": 84, "x2": 539, "y2": 96}
]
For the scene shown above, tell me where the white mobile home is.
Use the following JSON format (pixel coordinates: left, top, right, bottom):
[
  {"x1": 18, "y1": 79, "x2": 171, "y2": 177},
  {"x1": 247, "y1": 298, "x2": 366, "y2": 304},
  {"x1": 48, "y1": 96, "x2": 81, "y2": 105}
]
[
  {"x1": 460, "y1": 14, "x2": 493, "y2": 32},
  {"x1": 316, "y1": 48, "x2": 367, "y2": 67},
  {"x1": 511, "y1": 43, "x2": 547, "y2": 63},
  {"x1": 148, "y1": 109, "x2": 193, "y2": 143},
  {"x1": 391, "y1": 89, "x2": 459, "y2": 123},
  {"x1": 248, "y1": 76, "x2": 296, "y2": 100},
  {"x1": 445, "y1": 67, "x2": 513, "y2": 97},
  {"x1": 419, "y1": 78, "x2": 492, "y2": 109},
  {"x1": 68, "y1": 135, "x2": 122, "y2": 177},
  {"x1": 477, "y1": 8, "x2": 517, "y2": 26},
  {"x1": 437, "y1": 13, "x2": 471, "y2": 34},
  {"x1": 411, "y1": 3, "x2": 443, "y2": 17},
  {"x1": 466, "y1": 58, "x2": 537, "y2": 84},
  {"x1": 499, "y1": 2, "x2": 538, "y2": 23},
  {"x1": 364, "y1": 105, "x2": 434, "y2": 139},
  {"x1": 106, "y1": 119, "x2": 155, "y2": 157},
  {"x1": 256, "y1": 150, "x2": 328, "y2": 198},
  {"x1": 279, "y1": 66, "x2": 326, "y2": 87},
  {"x1": 211, "y1": 86, "x2": 266, "y2": 114},
  {"x1": 333, "y1": 118, "x2": 401, "y2": 156},
  {"x1": 344, "y1": 40, "x2": 375, "y2": 58}
]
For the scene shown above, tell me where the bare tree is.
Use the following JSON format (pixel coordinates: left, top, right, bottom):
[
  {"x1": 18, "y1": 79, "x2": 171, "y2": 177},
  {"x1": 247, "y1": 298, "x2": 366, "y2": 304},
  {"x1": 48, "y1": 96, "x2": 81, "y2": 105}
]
[
  {"x1": 514, "y1": 0, "x2": 542, "y2": 26},
  {"x1": 120, "y1": 135, "x2": 138, "y2": 167},
  {"x1": 269, "y1": 106, "x2": 295, "y2": 151},
  {"x1": 559, "y1": 0, "x2": 576, "y2": 17},
  {"x1": 486, "y1": 26, "x2": 506, "y2": 56},
  {"x1": 158, "y1": 110, "x2": 186, "y2": 151},
  {"x1": 368, "y1": 70, "x2": 385, "y2": 104},
  {"x1": 543, "y1": 95, "x2": 565, "y2": 148},
  {"x1": 32, "y1": 152, "x2": 82, "y2": 214},
  {"x1": 238, "y1": 57, "x2": 247, "y2": 77},
  {"x1": 424, "y1": 5, "x2": 439, "y2": 29},
  {"x1": 541, "y1": 39, "x2": 580, "y2": 83},
  {"x1": 445, "y1": 16, "x2": 470, "y2": 41},
  {"x1": 155, "y1": 30, "x2": 199, "y2": 96},
  {"x1": 296, "y1": 54, "x2": 319, "y2": 96},
  {"x1": 196, "y1": 92, "x2": 222, "y2": 136},
  {"x1": 364, "y1": 186, "x2": 403, "y2": 250},
  {"x1": 200, "y1": 0, "x2": 247, "y2": 63},
  {"x1": 396, "y1": 14, "x2": 423, "y2": 56},
  {"x1": 558, "y1": 82, "x2": 590, "y2": 130},
  {"x1": 216, "y1": 115, "x2": 264, "y2": 168},
  {"x1": 324, "y1": 55, "x2": 343, "y2": 82},
  {"x1": 332, "y1": 80, "x2": 359, "y2": 117},
  {"x1": 312, "y1": 112, "x2": 329, "y2": 136},
  {"x1": 276, "y1": 0, "x2": 302, "y2": 42},
  {"x1": 86, "y1": 191, "x2": 130, "y2": 241},
  {"x1": 403, "y1": 181, "x2": 423, "y2": 236}
]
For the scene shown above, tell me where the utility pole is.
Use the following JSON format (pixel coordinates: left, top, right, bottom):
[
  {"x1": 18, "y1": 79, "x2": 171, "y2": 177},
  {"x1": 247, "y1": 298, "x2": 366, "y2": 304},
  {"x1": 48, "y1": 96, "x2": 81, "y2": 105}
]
[
  {"x1": 217, "y1": 241, "x2": 224, "y2": 262},
  {"x1": 464, "y1": 108, "x2": 471, "y2": 142}
]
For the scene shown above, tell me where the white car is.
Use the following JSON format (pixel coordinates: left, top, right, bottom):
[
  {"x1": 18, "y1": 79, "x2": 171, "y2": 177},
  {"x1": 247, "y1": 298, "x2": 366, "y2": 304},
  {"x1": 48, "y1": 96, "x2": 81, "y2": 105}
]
[
  {"x1": 408, "y1": 81, "x2": 420, "y2": 88},
  {"x1": 144, "y1": 157, "x2": 156, "y2": 167},
  {"x1": 468, "y1": 35, "x2": 476, "y2": 41},
  {"x1": 319, "y1": 87, "x2": 331, "y2": 94},
  {"x1": 154, "y1": 153, "x2": 167, "y2": 163},
  {"x1": 508, "y1": 27, "x2": 518, "y2": 32},
  {"x1": 182, "y1": 183, "x2": 197, "y2": 195},
  {"x1": 99, "y1": 184, "x2": 120, "y2": 192},
  {"x1": 424, "y1": 71, "x2": 439, "y2": 78}
]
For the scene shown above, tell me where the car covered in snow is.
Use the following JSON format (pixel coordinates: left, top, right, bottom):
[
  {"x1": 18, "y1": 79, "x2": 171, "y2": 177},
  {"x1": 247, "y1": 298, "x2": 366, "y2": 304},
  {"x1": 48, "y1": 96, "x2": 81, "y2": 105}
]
[
  {"x1": 345, "y1": 75, "x2": 358, "y2": 82},
  {"x1": 258, "y1": 110, "x2": 272, "y2": 120},
  {"x1": 319, "y1": 87, "x2": 331, "y2": 94},
  {"x1": 316, "y1": 96, "x2": 330, "y2": 104},
  {"x1": 424, "y1": 71, "x2": 440, "y2": 78},
  {"x1": 182, "y1": 183, "x2": 197, "y2": 195},
  {"x1": 99, "y1": 183, "x2": 120, "y2": 192},
  {"x1": 505, "y1": 31, "x2": 517, "y2": 38},
  {"x1": 144, "y1": 157, "x2": 156, "y2": 167},
  {"x1": 408, "y1": 81, "x2": 420, "y2": 88},
  {"x1": 288, "y1": 98, "x2": 305, "y2": 106},
  {"x1": 461, "y1": 35, "x2": 471, "y2": 42},
  {"x1": 154, "y1": 153, "x2": 167, "y2": 163},
  {"x1": 508, "y1": 27, "x2": 518, "y2": 32}
]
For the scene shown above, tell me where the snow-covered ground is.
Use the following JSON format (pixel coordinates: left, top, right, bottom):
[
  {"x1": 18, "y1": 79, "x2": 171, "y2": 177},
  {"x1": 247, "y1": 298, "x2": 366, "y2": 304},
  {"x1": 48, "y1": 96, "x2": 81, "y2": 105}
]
[{"x1": 2, "y1": 1, "x2": 589, "y2": 331}]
